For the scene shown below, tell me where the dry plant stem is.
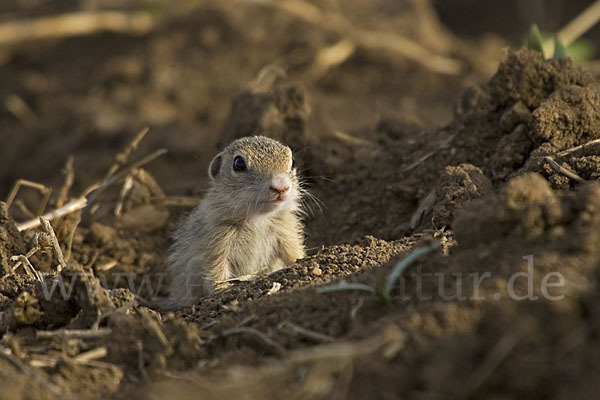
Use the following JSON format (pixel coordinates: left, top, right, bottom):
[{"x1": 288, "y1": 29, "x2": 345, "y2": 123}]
[
  {"x1": 6, "y1": 179, "x2": 52, "y2": 216},
  {"x1": 138, "y1": 309, "x2": 170, "y2": 350},
  {"x1": 56, "y1": 156, "x2": 75, "y2": 208},
  {"x1": 10, "y1": 245, "x2": 40, "y2": 273},
  {"x1": 245, "y1": 0, "x2": 461, "y2": 75},
  {"x1": 84, "y1": 148, "x2": 167, "y2": 213},
  {"x1": 19, "y1": 255, "x2": 42, "y2": 281},
  {"x1": 36, "y1": 328, "x2": 112, "y2": 340},
  {"x1": 4, "y1": 94, "x2": 39, "y2": 127},
  {"x1": 96, "y1": 260, "x2": 117, "y2": 272},
  {"x1": 410, "y1": 189, "x2": 437, "y2": 230},
  {"x1": 72, "y1": 347, "x2": 107, "y2": 363},
  {"x1": 400, "y1": 133, "x2": 457, "y2": 177},
  {"x1": 0, "y1": 11, "x2": 155, "y2": 45},
  {"x1": 40, "y1": 217, "x2": 67, "y2": 271},
  {"x1": 288, "y1": 325, "x2": 404, "y2": 364},
  {"x1": 220, "y1": 327, "x2": 286, "y2": 355},
  {"x1": 277, "y1": 321, "x2": 334, "y2": 342},
  {"x1": 544, "y1": 157, "x2": 585, "y2": 183},
  {"x1": 558, "y1": 0, "x2": 600, "y2": 45},
  {"x1": 13, "y1": 200, "x2": 35, "y2": 219},
  {"x1": 0, "y1": 344, "x2": 64, "y2": 397},
  {"x1": 349, "y1": 297, "x2": 364, "y2": 320},
  {"x1": 30, "y1": 348, "x2": 109, "y2": 368},
  {"x1": 157, "y1": 196, "x2": 202, "y2": 207},
  {"x1": 332, "y1": 130, "x2": 377, "y2": 148},
  {"x1": 29, "y1": 356, "x2": 59, "y2": 368},
  {"x1": 104, "y1": 126, "x2": 150, "y2": 181},
  {"x1": 556, "y1": 138, "x2": 600, "y2": 157},
  {"x1": 114, "y1": 174, "x2": 134, "y2": 217},
  {"x1": 236, "y1": 315, "x2": 258, "y2": 328},
  {"x1": 17, "y1": 197, "x2": 87, "y2": 231},
  {"x1": 92, "y1": 299, "x2": 137, "y2": 330},
  {"x1": 311, "y1": 39, "x2": 356, "y2": 78},
  {"x1": 64, "y1": 215, "x2": 81, "y2": 263}
]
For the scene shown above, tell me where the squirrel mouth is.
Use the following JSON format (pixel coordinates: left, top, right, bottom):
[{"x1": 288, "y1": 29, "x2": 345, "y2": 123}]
[
  {"x1": 264, "y1": 195, "x2": 287, "y2": 204},
  {"x1": 265, "y1": 198, "x2": 285, "y2": 204}
]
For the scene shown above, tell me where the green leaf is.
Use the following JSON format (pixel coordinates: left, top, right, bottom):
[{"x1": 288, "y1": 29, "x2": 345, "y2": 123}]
[
  {"x1": 553, "y1": 37, "x2": 568, "y2": 59},
  {"x1": 565, "y1": 38, "x2": 594, "y2": 63},
  {"x1": 382, "y1": 241, "x2": 441, "y2": 301},
  {"x1": 528, "y1": 24, "x2": 545, "y2": 58},
  {"x1": 316, "y1": 282, "x2": 376, "y2": 295}
]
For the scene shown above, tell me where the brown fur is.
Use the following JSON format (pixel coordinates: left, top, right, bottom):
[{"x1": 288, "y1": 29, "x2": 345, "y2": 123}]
[{"x1": 164, "y1": 136, "x2": 305, "y2": 308}]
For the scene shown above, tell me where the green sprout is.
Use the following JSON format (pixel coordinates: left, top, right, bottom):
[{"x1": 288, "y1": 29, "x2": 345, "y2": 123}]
[
  {"x1": 316, "y1": 240, "x2": 441, "y2": 303},
  {"x1": 552, "y1": 37, "x2": 568, "y2": 59},
  {"x1": 528, "y1": 24, "x2": 545, "y2": 58},
  {"x1": 526, "y1": 24, "x2": 594, "y2": 62}
]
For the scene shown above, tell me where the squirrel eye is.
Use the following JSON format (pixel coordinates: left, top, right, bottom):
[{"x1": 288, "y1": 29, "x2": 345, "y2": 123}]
[
  {"x1": 291, "y1": 154, "x2": 296, "y2": 169},
  {"x1": 233, "y1": 155, "x2": 247, "y2": 172}
]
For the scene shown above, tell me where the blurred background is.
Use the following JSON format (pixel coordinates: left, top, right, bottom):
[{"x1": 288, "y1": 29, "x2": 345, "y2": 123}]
[{"x1": 0, "y1": 0, "x2": 598, "y2": 204}]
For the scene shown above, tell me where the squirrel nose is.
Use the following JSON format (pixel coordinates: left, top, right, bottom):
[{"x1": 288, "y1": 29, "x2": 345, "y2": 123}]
[{"x1": 269, "y1": 185, "x2": 290, "y2": 195}]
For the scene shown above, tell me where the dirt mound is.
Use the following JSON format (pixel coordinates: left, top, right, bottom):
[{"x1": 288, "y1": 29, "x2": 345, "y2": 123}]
[
  {"x1": 0, "y1": 203, "x2": 27, "y2": 276},
  {"x1": 121, "y1": 174, "x2": 600, "y2": 399},
  {"x1": 304, "y1": 49, "x2": 600, "y2": 244}
]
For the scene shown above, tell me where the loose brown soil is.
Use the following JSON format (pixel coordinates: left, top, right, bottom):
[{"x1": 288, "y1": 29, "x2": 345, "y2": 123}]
[{"x1": 1, "y1": 1, "x2": 600, "y2": 399}]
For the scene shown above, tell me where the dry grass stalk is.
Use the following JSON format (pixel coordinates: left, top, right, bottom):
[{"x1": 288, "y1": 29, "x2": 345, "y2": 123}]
[
  {"x1": 246, "y1": 0, "x2": 461, "y2": 75},
  {"x1": 4, "y1": 94, "x2": 39, "y2": 127},
  {"x1": 10, "y1": 239, "x2": 44, "y2": 273},
  {"x1": 277, "y1": 321, "x2": 334, "y2": 343},
  {"x1": 15, "y1": 128, "x2": 159, "y2": 230},
  {"x1": 557, "y1": 137, "x2": 600, "y2": 157},
  {"x1": 331, "y1": 130, "x2": 377, "y2": 148},
  {"x1": 544, "y1": 157, "x2": 585, "y2": 184},
  {"x1": 39, "y1": 217, "x2": 67, "y2": 271},
  {"x1": 219, "y1": 327, "x2": 286, "y2": 355},
  {"x1": 558, "y1": 0, "x2": 600, "y2": 45},
  {"x1": 29, "y1": 356, "x2": 59, "y2": 368},
  {"x1": 104, "y1": 126, "x2": 150, "y2": 181},
  {"x1": 18, "y1": 255, "x2": 42, "y2": 281},
  {"x1": 56, "y1": 156, "x2": 75, "y2": 208},
  {"x1": 157, "y1": 196, "x2": 202, "y2": 207},
  {"x1": 64, "y1": 215, "x2": 81, "y2": 263},
  {"x1": 6, "y1": 179, "x2": 52, "y2": 216},
  {"x1": 410, "y1": 188, "x2": 437, "y2": 230},
  {"x1": 114, "y1": 174, "x2": 134, "y2": 217},
  {"x1": 17, "y1": 197, "x2": 87, "y2": 231},
  {"x1": 36, "y1": 328, "x2": 112, "y2": 340},
  {"x1": 92, "y1": 299, "x2": 137, "y2": 331},
  {"x1": 96, "y1": 260, "x2": 118, "y2": 272},
  {"x1": 0, "y1": 11, "x2": 155, "y2": 45},
  {"x1": 138, "y1": 308, "x2": 170, "y2": 350},
  {"x1": 311, "y1": 39, "x2": 356, "y2": 77},
  {"x1": 288, "y1": 324, "x2": 404, "y2": 364},
  {"x1": 84, "y1": 148, "x2": 167, "y2": 213},
  {"x1": 72, "y1": 347, "x2": 107, "y2": 363},
  {"x1": 400, "y1": 132, "x2": 457, "y2": 177}
]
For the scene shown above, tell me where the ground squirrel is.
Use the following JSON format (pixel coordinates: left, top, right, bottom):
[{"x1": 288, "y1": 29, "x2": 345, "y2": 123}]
[{"x1": 164, "y1": 136, "x2": 305, "y2": 308}]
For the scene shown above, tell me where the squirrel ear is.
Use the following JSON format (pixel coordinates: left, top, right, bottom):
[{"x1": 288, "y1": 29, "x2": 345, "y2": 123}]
[{"x1": 208, "y1": 153, "x2": 223, "y2": 180}]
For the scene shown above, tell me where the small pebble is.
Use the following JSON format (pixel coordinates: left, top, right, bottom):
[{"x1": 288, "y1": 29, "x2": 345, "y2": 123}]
[{"x1": 312, "y1": 267, "x2": 323, "y2": 276}]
